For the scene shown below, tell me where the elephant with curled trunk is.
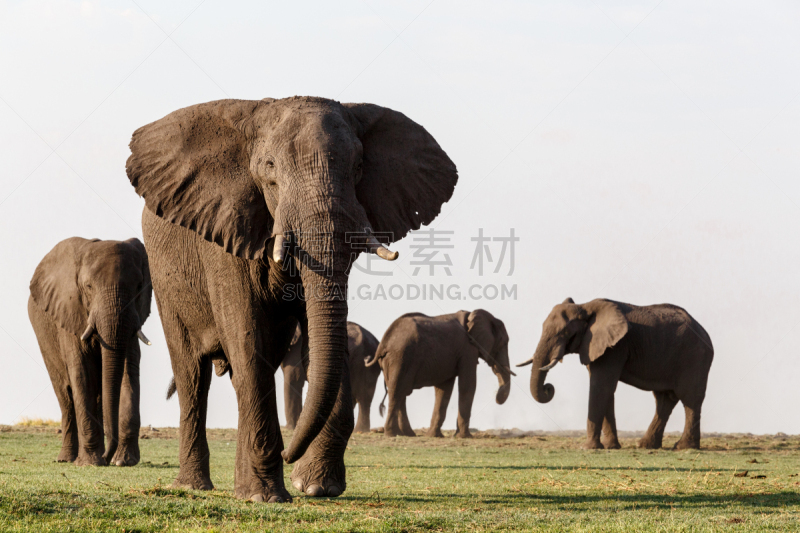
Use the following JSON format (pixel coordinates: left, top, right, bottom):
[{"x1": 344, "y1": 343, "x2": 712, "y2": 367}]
[
  {"x1": 125, "y1": 97, "x2": 457, "y2": 502},
  {"x1": 369, "y1": 310, "x2": 514, "y2": 438},
  {"x1": 28, "y1": 237, "x2": 152, "y2": 466},
  {"x1": 282, "y1": 321, "x2": 381, "y2": 434},
  {"x1": 519, "y1": 298, "x2": 713, "y2": 450}
]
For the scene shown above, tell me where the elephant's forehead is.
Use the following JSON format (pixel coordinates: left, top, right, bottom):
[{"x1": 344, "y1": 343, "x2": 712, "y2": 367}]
[{"x1": 83, "y1": 243, "x2": 140, "y2": 279}]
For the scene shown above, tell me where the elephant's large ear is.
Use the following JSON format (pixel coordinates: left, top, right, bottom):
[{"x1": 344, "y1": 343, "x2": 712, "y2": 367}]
[
  {"x1": 466, "y1": 309, "x2": 497, "y2": 364},
  {"x1": 578, "y1": 299, "x2": 629, "y2": 364},
  {"x1": 124, "y1": 238, "x2": 152, "y2": 325},
  {"x1": 30, "y1": 237, "x2": 91, "y2": 338},
  {"x1": 344, "y1": 103, "x2": 458, "y2": 243},
  {"x1": 126, "y1": 99, "x2": 274, "y2": 259}
]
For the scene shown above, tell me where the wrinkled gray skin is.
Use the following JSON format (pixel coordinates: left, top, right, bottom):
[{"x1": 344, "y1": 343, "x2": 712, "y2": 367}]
[
  {"x1": 282, "y1": 321, "x2": 381, "y2": 434},
  {"x1": 28, "y1": 237, "x2": 152, "y2": 466},
  {"x1": 520, "y1": 298, "x2": 714, "y2": 450},
  {"x1": 126, "y1": 97, "x2": 457, "y2": 502},
  {"x1": 369, "y1": 310, "x2": 514, "y2": 438}
]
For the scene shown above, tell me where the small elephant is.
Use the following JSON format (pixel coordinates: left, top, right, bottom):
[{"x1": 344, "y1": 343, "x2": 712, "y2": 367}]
[
  {"x1": 28, "y1": 237, "x2": 152, "y2": 466},
  {"x1": 369, "y1": 310, "x2": 514, "y2": 438},
  {"x1": 281, "y1": 321, "x2": 381, "y2": 434},
  {"x1": 519, "y1": 298, "x2": 713, "y2": 450}
]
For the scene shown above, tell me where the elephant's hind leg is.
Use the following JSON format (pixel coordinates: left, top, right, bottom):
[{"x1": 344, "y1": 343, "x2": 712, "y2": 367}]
[
  {"x1": 426, "y1": 377, "x2": 455, "y2": 438},
  {"x1": 170, "y1": 340, "x2": 215, "y2": 491},
  {"x1": 674, "y1": 394, "x2": 703, "y2": 450},
  {"x1": 639, "y1": 391, "x2": 678, "y2": 449},
  {"x1": 398, "y1": 396, "x2": 416, "y2": 437}
]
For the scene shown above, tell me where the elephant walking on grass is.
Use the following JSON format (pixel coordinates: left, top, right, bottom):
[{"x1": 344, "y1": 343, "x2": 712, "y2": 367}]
[
  {"x1": 519, "y1": 298, "x2": 713, "y2": 450},
  {"x1": 126, "y1": 97, "x2": 456, "y2": 501},
  {"x1": 369, "y1": 310, "x2": 514, "y2": 438},
  {"x1": 282, "y1": 321, "x2": 381, "y2": 434},
  {"x1": 28, "y1": 237, "x2": 152, "y2": 466}
]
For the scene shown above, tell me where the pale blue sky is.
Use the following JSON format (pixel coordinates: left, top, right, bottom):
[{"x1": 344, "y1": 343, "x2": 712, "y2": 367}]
[{"x1": 1, "y1": 0, "x2": 799, "y2": 434}]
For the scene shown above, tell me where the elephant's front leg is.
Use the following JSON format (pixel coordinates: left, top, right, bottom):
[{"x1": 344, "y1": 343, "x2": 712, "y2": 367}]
[
  {"x1": 290, "y1": 361, "x2": 354, "y2": 497},
  {"x1": 601, "y1": 395, "x2": 621, "y2": 450},
  {"x1": 426, "y1": 377, "x2": 455, "y2": 438},
  {"x1": 455, "y1": 363, "x2": 476, "y2": 438},
  {"x1": 112, "y1": 344, "x2": 141, "y2": 466},
  {"x1": 66, "y1": 344, "x2": 106, "y2": 466}
]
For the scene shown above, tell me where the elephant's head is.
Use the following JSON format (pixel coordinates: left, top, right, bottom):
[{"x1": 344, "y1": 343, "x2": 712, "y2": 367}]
[
  {"x1": 126, "y1": 97, "x2": 457, "y2": 462},
  {"x1": 518, "y1": 298, "x2": 628, "y2": 403},
  {"x1": 30, "y1": 237, "x2": 152, "y2": 462},
  {"x1": 460, "y1": 309, "x2": 515, "y2": 404}
]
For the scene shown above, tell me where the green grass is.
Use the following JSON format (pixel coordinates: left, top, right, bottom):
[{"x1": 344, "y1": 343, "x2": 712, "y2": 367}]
[{"x1": 1, "y1": 426, "x2": 799, "y2": 532}]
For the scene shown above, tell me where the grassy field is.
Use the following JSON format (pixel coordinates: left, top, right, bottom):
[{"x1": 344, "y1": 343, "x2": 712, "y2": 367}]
[{"x1": 1, "y1": 426, "x2": 799, "y2": 532}]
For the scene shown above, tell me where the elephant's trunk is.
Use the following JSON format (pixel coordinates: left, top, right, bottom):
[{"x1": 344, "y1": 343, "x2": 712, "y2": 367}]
[
  {"x1": 529, "y1": 340, "x2": 562, "y2": 404},
  {"x1": 493, "y1": 346, "x2": 512, "y2": 405},
  {"x1": 95, "y1": 294, "x2": 137, "y2": 464},
  {"x1": 281, "y1": 219, "x2": 350, "y2": 464}
]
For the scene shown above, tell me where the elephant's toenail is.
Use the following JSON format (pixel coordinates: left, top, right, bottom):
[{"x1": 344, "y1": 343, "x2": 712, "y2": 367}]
[
  {"x1": 268, "y1": 495, "x2": 289, "y2": 503},
  {"x1": 292, "y1": 480, "x2": 304, "y2": 491},
  {"x1": 326, "y1": 485, "x2": 342, "y2": 497},
  {"x1": 305, "y1": 484, "x2": 325, "y2": 497},
  {"x1": 250, "y1": 494, "x2": 265, "y2": 502}
]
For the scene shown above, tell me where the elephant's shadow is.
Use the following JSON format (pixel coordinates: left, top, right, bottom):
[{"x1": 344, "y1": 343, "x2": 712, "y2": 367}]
[{"x1": 138, "y1": 461, "x2": 178, "y2": 469}]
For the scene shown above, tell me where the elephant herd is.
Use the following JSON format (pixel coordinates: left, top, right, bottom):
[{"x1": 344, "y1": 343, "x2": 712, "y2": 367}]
[{"x1": 26, "y1": 96, "x2": 714, "y2": 503}]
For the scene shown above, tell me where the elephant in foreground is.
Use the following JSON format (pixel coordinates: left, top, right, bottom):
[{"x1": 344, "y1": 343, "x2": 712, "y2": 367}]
[
  {"x1": 126, "y1": 97, "x2": 457, "y2": 501},
  {"x1": 282, "y1": 321, "x2": 381, "y2": 434},
  {"x1": 369, "y1": 310, "x2": 514, "y2": 438},
  {"x1": 28, "y1": 237, "x2": 152, "y2": 466},
  {"x1": 519, "y1": 298, "x2": 713, "y2": 450}
]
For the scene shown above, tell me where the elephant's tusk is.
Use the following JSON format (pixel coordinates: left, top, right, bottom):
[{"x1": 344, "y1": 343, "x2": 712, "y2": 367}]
[
  {"x1": 516, "y1": 358, "x2": 533, "y2": 367},
  {"x1": 540, "y1": 359, "x2": 560, "y2": 371},
  {"x1": 137, "y1": 330, "x2": 152, "y2": 346},
  {"x1": 272, "y1": 234, "x2": 287, "y2": 264},
  {"x1": 367, "y1": 235, "x2": 398, "y2": 261},
  {"x1": 80, "y1": 324, "x2": 95, "y2": 342},
  {"x1": 505, "y1": 366, "x2": 517, "y2": 377}
]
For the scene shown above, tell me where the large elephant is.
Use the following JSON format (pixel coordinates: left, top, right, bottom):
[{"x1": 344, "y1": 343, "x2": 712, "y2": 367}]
[
  {"x1": 282, "y1": 321, "x2": 381, "y2": 434},
  {"x1": 125, "y1": 97, "x2": 457, "y2": 501},
  {"x1": 368, "y1": 310, "x2": 514, "y2": 438},
  {"x1": 519, "y1": 298, "x2": 714, "y2": 450},
  {"x1": 28, "y1": 237, "x2": 152, "y2": 466}
]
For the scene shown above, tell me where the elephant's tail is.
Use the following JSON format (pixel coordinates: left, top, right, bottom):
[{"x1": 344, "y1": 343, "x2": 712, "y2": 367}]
[
  {"x1": 364, "y1": 351, "x2": 382, "y2": 368},
  {"x1": 166, "y1": 378, "x2": 177, "y2": 400},
  {"x1": 378, "y1": 380, "x2": 388, "y2": 418}
]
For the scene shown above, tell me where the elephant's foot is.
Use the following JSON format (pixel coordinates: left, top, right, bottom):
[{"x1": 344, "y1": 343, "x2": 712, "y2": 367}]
[
  {"x1": 57, "y1": 447, "x2": 77, "y2": 463},
  {"x1": 235, "y1": 476, "x2": 292, "y2": 503},
  {"x1": 638, "y1": 435, "x2": 662, "y2": 449},
  {"x1": 425, "y1": 427, "x2": 445, "y2": 438},
  {"x1": 602, "y1": 438, "x2": 621, "y2": 450},
  {"x1": 74, "y1": 450, "x2": 107, "y2": 466},
  {"x1": 673, "y1": 437, "x2": 700, "y2": 450},
  {"x1": 111, "y1": 443, "x2": 140, "y2": 466},
  {"x1": 582, "y1": 439, "x2": 604, "y2": 450},
  {"x1": 383, "y1": 424, "x2": 402, "y2": 438},
  {"x1": 354, "y1": 423, "x2": 371, "y2": 434},
  {"x1": 290, "y1": 453, "x2": 346, "y2": 498},
  {"x1": 454, "y1": 429, "x2": 473, "y2": 438},
  {"x1": 173, "y1": 470, "x2": 214, "y2": 491}
]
